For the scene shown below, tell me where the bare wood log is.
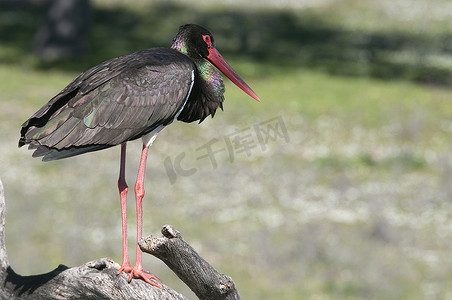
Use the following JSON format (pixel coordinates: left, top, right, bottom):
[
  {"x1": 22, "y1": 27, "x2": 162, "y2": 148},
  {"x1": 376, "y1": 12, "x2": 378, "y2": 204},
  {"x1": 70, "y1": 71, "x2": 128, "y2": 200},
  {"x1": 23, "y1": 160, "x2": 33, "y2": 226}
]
[
  {"x1": 0, "y1": 179, "x2": 14, "y2": 300},
  {"x1": 139, "y1": 225, "x2": 241, "y2": 300},
  {"x1": 3, "y1": 258, "x2": 188, "y2": 300},
  {"x1": 0, "y1": 177, "x2": 242, "y2": 299}
]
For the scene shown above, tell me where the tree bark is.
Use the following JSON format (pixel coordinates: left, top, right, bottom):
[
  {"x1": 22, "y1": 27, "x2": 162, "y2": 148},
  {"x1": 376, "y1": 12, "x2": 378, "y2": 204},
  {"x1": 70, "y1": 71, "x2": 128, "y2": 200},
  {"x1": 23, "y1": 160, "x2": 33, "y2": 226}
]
[
  {"x1": 140, "y1": 225, "x2": 241, "y2": 300},
  {"x1": 3, "y1": 258, "x2": 186, "y2": 300},
  {"x1": 0, "y1": 177, "x2": 241, "y2": 299}
]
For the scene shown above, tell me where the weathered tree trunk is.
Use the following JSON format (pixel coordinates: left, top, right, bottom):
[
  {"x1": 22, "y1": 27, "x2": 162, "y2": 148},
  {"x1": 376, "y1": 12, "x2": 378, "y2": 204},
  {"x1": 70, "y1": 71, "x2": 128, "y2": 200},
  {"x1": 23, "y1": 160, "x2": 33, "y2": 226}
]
[{"x1": 0, "y1": 178, "x2": 241, "y2": 299}]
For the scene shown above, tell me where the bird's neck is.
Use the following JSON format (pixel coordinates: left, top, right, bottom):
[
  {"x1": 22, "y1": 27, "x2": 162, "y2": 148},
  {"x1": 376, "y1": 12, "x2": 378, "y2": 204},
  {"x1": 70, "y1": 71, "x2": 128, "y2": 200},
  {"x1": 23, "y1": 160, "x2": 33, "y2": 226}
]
[
  {"x1": 171, "y1": 41, "x2": 224, "y2": 98},
  {"x1": 171, "y1": 39, "x2": 188, "y2": 55},
  {"x1": 171, "y1": 41, "x2": 225, "y2": 123},
  {"x1": 194, "y1": 59, "x2": 224, "y2": 98}
]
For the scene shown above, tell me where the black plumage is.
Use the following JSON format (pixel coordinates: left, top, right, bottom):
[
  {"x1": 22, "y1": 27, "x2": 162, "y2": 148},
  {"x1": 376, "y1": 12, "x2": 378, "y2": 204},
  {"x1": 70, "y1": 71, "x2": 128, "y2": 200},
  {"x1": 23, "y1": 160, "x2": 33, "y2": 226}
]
[
  {"x1": 18, "y1": 24, "x2": 260, "y2": 286},
  {"x1": 19, "y1": 24, "x2": 260, "y2": 162},
  {"x1": 19, "y1": 48, "x2": 198, "y2": 160}
]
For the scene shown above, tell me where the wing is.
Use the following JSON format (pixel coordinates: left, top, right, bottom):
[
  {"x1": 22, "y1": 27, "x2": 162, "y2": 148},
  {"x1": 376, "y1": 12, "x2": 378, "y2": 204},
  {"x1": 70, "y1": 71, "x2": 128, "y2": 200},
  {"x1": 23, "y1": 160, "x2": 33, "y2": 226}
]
[{"x1": 19, "y1": 48, "x2": 195, "y2": 161}]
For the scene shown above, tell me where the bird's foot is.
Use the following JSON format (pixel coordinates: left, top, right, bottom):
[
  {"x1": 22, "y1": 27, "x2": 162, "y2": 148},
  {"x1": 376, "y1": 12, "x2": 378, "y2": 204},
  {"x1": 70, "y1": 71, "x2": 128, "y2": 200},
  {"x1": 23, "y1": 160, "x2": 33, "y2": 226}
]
[
  {"x1": 117, "y1": 263, "x2": 133, "y2": 275},
  {"x1": 118, "y1": 264, "x2": 162, "y2": 288}
]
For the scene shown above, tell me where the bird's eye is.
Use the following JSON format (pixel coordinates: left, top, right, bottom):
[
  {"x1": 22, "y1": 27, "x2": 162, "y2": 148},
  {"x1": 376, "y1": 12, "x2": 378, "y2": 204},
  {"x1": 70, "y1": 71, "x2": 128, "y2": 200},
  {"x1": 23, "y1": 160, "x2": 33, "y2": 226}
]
[{"x1": 202, "y1": 35, "x2": 212, "y2": 48}]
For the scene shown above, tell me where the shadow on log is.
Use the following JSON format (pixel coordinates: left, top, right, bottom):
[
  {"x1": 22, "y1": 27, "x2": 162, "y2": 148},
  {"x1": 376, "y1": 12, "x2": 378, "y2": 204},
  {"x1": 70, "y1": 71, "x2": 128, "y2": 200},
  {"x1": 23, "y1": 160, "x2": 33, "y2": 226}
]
[{"x1": 0, "y1": 178, "x2": 241, "y2": 299}]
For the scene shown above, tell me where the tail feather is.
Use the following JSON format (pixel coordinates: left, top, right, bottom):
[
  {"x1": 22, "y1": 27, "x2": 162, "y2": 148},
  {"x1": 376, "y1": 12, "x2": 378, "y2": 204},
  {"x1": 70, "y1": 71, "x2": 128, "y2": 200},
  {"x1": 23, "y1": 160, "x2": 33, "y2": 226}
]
[{"x1": 31, "y1": 144, "x2": 113, "y2": 161}]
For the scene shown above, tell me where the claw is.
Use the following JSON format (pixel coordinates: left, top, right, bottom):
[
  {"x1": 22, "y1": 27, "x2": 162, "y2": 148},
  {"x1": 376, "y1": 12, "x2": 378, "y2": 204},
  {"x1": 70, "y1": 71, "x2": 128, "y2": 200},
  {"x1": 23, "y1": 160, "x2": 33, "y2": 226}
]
[
  {"x1": 118, "y1": 264, "x2": 162, "y2": 288},
  {"x1": 117, "y1": 263, "x2": 132, "y2": 275}
]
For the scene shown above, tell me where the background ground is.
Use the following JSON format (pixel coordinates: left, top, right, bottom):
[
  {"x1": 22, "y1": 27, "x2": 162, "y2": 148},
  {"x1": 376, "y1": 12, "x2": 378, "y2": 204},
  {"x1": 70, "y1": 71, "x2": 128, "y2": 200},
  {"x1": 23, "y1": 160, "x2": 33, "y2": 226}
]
[{"x1": 1, "y1": 0, "x2": 451, "y2": 299}]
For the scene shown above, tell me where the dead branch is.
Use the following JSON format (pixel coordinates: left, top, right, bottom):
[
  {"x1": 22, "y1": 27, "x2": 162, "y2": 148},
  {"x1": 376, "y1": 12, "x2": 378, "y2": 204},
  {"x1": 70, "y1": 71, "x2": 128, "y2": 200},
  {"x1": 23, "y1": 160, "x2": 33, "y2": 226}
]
[{"x1": 139, "y1": 225, "x2": 241, "y2": 300}]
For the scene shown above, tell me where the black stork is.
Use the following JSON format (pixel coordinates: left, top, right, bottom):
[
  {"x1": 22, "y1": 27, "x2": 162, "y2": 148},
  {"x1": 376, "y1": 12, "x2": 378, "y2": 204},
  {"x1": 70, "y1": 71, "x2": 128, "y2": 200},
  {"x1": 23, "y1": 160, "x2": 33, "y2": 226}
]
[{"x1": 18, "y1": 24, "x2": 260, "y2": 287}]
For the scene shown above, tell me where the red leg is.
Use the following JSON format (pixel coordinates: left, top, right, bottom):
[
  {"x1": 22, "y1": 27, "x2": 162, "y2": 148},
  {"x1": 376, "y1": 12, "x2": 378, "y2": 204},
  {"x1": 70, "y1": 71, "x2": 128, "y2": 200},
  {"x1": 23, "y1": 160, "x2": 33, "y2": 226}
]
[
  {"x1": 117, "y1": 143, "x2": 132, "y2": 274},
  {"x1": 128, "y1": 145, "x2": 161, "y2": 287}
]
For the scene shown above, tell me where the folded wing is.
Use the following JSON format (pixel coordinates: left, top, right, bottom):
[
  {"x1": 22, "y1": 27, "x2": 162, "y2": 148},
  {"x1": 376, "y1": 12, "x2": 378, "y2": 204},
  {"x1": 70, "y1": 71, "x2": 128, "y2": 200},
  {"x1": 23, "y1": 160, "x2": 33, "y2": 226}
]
[{"x1": 19, "y1": 48, "x2": 195, "y2": 161}]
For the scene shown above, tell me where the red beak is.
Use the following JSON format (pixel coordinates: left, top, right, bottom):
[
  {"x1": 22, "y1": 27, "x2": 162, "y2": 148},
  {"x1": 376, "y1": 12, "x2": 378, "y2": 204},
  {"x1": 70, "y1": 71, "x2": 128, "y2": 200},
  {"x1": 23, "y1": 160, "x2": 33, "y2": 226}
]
[{"x1": 206, "y1": 47, "x2": 261, "y2": 102}]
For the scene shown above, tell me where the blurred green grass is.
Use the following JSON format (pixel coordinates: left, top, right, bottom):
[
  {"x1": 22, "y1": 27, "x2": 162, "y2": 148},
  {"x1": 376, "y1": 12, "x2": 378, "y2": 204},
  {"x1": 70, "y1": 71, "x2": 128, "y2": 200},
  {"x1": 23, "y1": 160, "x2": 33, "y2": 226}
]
[{"x1": 1, "y1": 0, "x2": 452, "y2": 299}]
